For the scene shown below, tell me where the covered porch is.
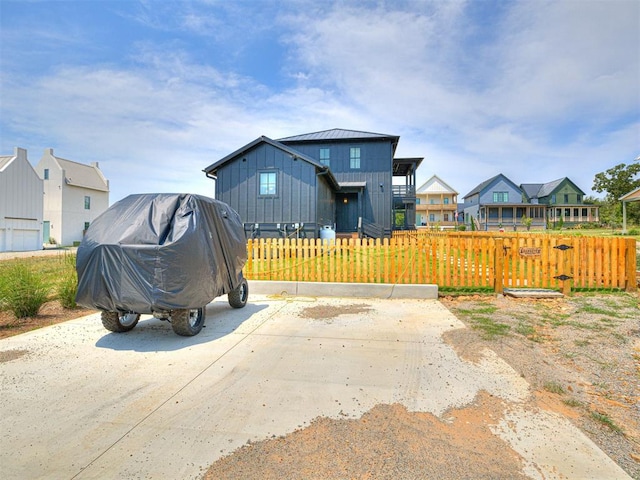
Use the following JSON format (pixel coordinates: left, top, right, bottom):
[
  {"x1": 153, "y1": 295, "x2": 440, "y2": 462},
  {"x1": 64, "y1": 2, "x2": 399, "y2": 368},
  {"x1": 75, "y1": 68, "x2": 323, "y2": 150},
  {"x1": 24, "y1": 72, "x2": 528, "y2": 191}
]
[
  {"x1": 478, "y1": 205, "x2": 547, "y2": 231},
  {"x1": 547, "y1": 205, "x2": 600, "y2": 227},
  {"x1": 392, "y1": 157, "x2": 423, "y2": 231}
]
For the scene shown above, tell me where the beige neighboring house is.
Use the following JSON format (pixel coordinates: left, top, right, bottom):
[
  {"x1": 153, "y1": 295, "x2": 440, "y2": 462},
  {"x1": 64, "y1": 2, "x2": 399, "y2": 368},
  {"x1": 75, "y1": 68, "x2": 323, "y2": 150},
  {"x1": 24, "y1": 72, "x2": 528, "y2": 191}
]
[
  {"x1": 416, "y1": 175, "x2": 459, "y2": 229},
  {"x1": 35, "y1": 148, "x2": 109, "y2": 246},
  {"x1": 0, "y1": 147, "x2": 44, "y2": 252}
]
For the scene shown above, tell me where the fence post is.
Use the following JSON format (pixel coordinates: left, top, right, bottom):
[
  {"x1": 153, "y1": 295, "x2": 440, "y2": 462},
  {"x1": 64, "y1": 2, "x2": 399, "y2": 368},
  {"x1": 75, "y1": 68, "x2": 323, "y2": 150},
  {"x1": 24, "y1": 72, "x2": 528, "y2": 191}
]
[
  {"x1": 625, "y1": 237, "x2": 637, "y2": 292},
  {"x1": 494, "y1": 238, "x2": 504, "y2": 294}
]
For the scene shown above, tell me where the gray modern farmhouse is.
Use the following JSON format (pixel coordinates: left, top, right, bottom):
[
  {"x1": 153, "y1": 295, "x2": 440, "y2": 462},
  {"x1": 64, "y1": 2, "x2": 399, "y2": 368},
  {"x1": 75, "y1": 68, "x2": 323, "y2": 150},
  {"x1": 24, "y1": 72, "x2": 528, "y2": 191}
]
[{"x1": 204, "y1": 129, "x2": 422, "y2": 239}]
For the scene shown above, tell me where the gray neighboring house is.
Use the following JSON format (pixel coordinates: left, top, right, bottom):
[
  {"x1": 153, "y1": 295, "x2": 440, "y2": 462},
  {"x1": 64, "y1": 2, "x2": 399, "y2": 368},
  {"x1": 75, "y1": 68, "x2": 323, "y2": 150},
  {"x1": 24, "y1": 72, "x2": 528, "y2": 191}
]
[
  {"x1": 0, "y1": 147, "x2": 43, "y2": 252},
  {"x1": 204, "y1": 128, "x2": 422, "y2": 238},
  {"x1": 35, "y1": 148, "x2": 109, "y2": 246},
  {"x1": 463, "y1": 174, "x2": 599, "y2": 231}
]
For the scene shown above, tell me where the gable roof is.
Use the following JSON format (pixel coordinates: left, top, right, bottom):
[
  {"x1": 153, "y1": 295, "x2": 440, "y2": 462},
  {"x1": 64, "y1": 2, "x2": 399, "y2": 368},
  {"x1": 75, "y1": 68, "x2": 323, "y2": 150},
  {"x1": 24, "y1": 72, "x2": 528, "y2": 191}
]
[
  {"x1": 520, "y1": 183, "x2": 544, "y2": 200},
  {"x1": 464, "y1": 173, "x2": 519, "y2": 199},
  {"x1": 0, "y1": 155, "x2": 13, "y2": 172},
  {"x1": 44, "y1": 149, "x2": 109, "y2": 192},
  {"x1": 520, "y1": 178, "x2": 585, "y2": 200},
  {"x1": 537, "y1": 178, "x2": 565, "y2": 197},
  {"x1": 417, "y1": 175, "x2": 458, "y2": 195},
  {"x1": 278, "y1": 128, "x2": 399, "y2": 143},
  {"x1": 204, "y1": 136, "x2": 340, "y2": 190},
  {"x1": 54, "y1": 157, "x2": 109, "y2": 192}
]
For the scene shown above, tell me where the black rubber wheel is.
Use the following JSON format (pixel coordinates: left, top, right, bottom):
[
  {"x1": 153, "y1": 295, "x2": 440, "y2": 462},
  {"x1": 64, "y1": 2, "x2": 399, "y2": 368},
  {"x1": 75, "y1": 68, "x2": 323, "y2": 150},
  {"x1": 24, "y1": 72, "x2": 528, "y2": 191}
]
[
  {"x1": 228, "y1": 277, "x2": 249, "y2": 309},
  {"x1": 171, "y1": 308, "x2": 205, "y2": 336},
  {"x1": 101, "y1": 311, "x2": 140, "y2": 332}
]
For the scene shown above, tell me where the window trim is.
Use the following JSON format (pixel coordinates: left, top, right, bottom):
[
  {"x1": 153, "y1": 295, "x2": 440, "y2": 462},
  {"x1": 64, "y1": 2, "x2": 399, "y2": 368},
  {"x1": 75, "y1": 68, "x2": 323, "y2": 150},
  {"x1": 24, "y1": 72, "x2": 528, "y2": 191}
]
[
  {"x1": 84, "y1": 196, "x2": 91, "y2": 210},
  {"x1": 492, "y1": 191, "x2": 508, "y2": 203},
  {"x1": 258, "y1": 170, "x2": 278, "y2": 197},
  {"x1": 349, "y1": 147, "x2": 361, "y2": 169},
  {"x1": 319, "y1": 148, "x2": 330, "y2": 167}
]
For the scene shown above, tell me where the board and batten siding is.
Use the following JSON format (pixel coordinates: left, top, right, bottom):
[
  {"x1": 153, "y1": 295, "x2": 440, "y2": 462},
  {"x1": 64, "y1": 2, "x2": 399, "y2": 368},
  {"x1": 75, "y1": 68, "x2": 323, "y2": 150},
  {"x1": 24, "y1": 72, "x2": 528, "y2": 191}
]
[
  {"x1": 316, "y1": 174, "x2": 334, "y2": 228},
  {"x1": 478, "y1": 177, "x2": 524, "y2": 204},
  {"x1": 540, "y1": 179, "x2": 583, "y2": 205},
  {"x1": 215, "y1": 143, "x2": 319, "y2": 225},
  {"x1": 0, "y1": 148, "x2": 43, "y2": 252},
  {"x1": 282, "y1": 139, "x2": 394, "y2": 230}
]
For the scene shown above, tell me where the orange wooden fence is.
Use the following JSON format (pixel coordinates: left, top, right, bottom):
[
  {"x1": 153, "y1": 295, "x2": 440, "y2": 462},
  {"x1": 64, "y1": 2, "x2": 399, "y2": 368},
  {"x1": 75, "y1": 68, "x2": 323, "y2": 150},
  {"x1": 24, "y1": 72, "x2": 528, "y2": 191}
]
[{"x1": 244, "y1": 234, "x2": 637, "y2": 292}]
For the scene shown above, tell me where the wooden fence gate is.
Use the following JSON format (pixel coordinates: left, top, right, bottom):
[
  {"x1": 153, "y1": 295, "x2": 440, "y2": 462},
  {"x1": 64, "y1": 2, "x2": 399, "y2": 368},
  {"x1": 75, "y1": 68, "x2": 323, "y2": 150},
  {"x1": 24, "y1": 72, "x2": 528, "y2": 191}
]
[{"x1": 492, "y1": 235, "x2": 637, "y2": 294}]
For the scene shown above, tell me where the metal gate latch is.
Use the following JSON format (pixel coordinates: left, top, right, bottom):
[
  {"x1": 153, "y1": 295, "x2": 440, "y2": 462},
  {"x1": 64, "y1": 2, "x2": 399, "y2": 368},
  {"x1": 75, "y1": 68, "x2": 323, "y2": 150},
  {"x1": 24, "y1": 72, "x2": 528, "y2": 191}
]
[{"x1": 554, "y1": 274, "x2": 573, "y2": 281}]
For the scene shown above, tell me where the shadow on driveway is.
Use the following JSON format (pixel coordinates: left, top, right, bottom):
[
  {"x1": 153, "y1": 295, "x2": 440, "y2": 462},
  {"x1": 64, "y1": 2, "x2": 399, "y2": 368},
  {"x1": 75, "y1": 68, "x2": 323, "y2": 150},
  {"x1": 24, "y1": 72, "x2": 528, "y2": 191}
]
[{"x1": 95, "y1": 302, "x2": 268, "y2": 352}]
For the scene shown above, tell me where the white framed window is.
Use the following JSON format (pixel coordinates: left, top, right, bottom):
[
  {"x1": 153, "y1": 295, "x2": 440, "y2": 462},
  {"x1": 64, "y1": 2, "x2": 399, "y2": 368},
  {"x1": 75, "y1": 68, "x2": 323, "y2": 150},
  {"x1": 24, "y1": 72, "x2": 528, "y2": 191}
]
[
  {"x1": 350, "y1": 147, "x2": 361, "y2": 169},
  {"x1": 259, "y1": 171, "x2": 277, "y2": 196},
  {"x1": 84, "y1": 196, "x2": 91, "y2": 210},
  {"x1": 319, "y1": 148, "x2": 330, "y2": 166},
  {"x1": 493, "y1": 192, "x2": 508, "y2": 203}
]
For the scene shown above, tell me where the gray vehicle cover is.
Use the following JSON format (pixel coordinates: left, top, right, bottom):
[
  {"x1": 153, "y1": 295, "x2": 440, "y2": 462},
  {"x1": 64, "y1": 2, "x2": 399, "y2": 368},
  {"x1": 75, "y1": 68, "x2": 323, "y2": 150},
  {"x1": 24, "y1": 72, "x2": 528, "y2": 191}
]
[{"x1": 75, "y1": 193, "x2": 247, "y2": 313}]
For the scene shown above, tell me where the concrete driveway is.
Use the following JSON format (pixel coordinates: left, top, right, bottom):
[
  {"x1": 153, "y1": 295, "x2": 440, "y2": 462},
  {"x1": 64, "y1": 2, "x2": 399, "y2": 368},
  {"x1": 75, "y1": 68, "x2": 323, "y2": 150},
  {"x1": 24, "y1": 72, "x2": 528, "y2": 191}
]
[{"x1": 0, "y1": 292, "x2": 630, "y2": 479}]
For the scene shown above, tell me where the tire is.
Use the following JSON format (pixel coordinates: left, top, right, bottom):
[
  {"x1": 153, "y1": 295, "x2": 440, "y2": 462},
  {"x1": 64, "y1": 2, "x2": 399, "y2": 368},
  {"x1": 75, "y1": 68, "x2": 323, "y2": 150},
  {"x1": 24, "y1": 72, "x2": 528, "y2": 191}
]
[
  {"x1": 228, "y1": 277, "x2": 249, "y2": 309},
  {"x1": 171, "y1": 308, "x2": 205, "y2": 336},
  {"x1": 101, "y1": 311, "x2": 140, "y2": 332}
]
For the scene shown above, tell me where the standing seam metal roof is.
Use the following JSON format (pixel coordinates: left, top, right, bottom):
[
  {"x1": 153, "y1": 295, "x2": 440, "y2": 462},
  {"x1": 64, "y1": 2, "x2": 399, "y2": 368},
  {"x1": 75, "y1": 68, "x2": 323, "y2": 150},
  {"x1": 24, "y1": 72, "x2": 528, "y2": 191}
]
[
  {"x1": 278, "y1": 128, "x2": 399, "y2": 142},
  {"x1": 55, "y1": 157, "x2": 109, "y2": 192}
]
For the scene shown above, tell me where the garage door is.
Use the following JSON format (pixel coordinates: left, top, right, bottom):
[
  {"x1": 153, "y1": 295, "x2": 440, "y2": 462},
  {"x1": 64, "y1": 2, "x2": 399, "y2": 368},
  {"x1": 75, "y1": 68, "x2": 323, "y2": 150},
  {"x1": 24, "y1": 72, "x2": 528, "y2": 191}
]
[{"x1": 12, "y1": 229, "x2": 40, "y2": 251}]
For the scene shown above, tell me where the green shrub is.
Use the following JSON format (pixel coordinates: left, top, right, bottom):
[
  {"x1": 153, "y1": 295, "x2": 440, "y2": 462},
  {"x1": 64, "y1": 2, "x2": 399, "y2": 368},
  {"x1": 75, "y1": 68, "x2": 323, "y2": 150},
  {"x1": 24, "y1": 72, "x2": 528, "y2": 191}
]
[
  {"x1": 627, "y1": 228, "x2": 639, "y2": 235},
  {"x1": 0, "y1": 262, "x2": 50, "y2": 318},
  {"x1": 57, "y1": 271, "x2": 78, "y2": 309},
  {"x1": 56, "y1": 253, "x2": 78, "y2": 309}
]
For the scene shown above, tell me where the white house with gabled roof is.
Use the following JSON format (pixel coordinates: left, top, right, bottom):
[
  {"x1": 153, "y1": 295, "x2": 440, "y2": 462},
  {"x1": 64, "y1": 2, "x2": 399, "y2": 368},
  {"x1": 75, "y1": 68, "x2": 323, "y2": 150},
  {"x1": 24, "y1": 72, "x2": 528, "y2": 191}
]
[
  {"x1": 35, "y1": 148, "x2": 109, "y2": 246},
  {"x1": 0, "y1": 147, "x2": 44, "y2": 252},
  {"x1": 416, "y1": 175, "x2": 459, "y2": 228}
]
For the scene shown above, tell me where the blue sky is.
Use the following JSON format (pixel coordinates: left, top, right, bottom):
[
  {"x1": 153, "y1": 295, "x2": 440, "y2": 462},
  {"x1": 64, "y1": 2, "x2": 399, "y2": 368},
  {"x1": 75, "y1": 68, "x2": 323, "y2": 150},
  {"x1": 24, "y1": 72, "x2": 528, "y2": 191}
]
[{"x1": 1, "y1": 0, "x2": 638, "y2": 204}]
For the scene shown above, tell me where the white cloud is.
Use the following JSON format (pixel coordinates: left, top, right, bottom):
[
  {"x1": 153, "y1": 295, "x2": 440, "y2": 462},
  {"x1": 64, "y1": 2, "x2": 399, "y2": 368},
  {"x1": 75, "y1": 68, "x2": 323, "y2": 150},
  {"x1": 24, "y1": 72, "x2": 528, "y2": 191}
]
[{"x1": 1, "y1": 0, "x2": 637, "y2": 204}]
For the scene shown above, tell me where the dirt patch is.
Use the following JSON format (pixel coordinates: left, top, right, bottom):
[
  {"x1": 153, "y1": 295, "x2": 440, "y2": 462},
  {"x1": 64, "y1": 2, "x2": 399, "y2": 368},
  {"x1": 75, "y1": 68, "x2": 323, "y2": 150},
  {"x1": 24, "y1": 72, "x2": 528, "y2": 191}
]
[
  {"x1": 299, "y1": 303, "x2": 372, "y2": 320},
  {"x1": 0, "y1": 348, "x2": 30, "y2": 363},
  {"x1": 0, "y1": 300, "x2": 96, "y2": 339},
  {"x1": 441, "y1": 292, "x2": 640, "y2": 478},
  {"x1": 204, "y1": 391, "x2": 528, "y2": 480}
]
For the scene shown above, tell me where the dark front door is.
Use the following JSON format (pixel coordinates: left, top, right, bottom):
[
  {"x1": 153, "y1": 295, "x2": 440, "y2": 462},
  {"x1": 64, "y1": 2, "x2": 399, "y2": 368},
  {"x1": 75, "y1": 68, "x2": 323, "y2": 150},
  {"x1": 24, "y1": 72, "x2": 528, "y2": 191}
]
[{"x1": 336, "y1": 193, "x2": 358, "y2": 232}]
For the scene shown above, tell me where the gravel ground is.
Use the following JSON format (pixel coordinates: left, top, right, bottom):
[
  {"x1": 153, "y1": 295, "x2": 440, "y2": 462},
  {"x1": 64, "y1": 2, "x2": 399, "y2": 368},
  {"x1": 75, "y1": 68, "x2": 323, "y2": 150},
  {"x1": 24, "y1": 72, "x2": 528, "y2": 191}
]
[{"x1": 203, "y1": 291, "x2": 639, "y2": 480}]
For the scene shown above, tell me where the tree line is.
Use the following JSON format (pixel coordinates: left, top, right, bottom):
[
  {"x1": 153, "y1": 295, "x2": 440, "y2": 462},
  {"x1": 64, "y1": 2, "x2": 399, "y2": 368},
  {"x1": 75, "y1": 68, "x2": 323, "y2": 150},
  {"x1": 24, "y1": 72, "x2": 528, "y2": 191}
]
[{"x1": 591, "y1": 157, "x2": 640, "y2": 228}]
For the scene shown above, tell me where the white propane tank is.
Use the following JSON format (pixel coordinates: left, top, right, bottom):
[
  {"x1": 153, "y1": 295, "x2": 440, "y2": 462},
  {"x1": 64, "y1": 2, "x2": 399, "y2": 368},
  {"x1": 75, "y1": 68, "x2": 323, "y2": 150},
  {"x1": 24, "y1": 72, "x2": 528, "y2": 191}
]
[{"x1": 319, "y1": 225, "x2": 336, "y2": 241}]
